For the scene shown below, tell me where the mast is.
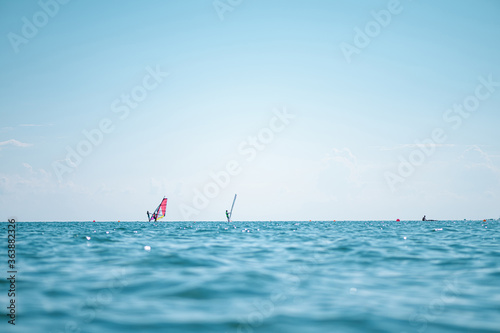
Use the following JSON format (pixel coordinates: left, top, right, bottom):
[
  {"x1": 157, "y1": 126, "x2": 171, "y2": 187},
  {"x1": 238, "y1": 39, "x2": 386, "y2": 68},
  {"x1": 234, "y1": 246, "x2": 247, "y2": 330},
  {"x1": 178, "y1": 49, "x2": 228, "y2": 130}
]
[
  {"x1": 154, "y1": 201, "x2": 161, "y2": 222},
  {"x1": 229, "y1": 194, "x2": 237, "y2": 222}
]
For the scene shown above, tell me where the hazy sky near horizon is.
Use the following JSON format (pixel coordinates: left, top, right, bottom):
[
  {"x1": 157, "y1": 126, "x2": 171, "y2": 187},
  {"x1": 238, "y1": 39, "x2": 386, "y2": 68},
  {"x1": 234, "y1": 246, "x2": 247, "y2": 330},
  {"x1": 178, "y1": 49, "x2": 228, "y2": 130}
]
[{"x1": 1, "y1": 0, "x2": 499, "y2": 221}]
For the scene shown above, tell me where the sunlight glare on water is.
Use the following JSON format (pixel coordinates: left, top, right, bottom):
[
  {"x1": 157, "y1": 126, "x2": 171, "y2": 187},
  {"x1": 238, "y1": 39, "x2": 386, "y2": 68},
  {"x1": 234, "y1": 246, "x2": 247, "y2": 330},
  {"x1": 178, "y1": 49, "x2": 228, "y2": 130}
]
[{"x1": 1, "y1": 220, "x2": 499, "y2": 333}]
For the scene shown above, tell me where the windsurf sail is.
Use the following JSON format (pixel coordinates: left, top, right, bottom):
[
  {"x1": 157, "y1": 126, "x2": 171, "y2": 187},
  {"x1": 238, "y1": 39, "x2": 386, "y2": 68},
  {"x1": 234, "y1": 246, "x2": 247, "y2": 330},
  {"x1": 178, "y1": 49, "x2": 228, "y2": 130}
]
[
  {"x1": 227, "y1": 194, "x2": 237, "y2": 222},
  {"x1": 148, "y1": 197, "x2": 168, "y2": 222}
]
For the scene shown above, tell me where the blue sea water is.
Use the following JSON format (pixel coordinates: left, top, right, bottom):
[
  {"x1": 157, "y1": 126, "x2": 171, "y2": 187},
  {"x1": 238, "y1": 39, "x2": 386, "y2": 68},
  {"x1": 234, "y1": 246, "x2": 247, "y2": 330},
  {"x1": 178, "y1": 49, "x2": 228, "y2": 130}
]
[{"x1": 1, "y1": 221, "x2": 499, "y2": 333}]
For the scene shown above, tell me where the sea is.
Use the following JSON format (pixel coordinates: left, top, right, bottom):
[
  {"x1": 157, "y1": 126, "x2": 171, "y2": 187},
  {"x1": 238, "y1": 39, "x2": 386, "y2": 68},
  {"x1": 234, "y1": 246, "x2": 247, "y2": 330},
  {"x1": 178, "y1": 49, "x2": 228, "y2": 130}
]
[{"x1": 1, "y1": 220, "x2": 499, "y2": 333}]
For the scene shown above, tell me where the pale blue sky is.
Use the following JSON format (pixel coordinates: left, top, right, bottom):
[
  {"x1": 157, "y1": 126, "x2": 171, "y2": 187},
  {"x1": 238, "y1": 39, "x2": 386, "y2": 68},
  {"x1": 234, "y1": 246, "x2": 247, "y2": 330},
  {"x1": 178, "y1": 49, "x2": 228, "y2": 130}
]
[{"x1": 1, "y1": 0, "x2": 499, "y2": 221}]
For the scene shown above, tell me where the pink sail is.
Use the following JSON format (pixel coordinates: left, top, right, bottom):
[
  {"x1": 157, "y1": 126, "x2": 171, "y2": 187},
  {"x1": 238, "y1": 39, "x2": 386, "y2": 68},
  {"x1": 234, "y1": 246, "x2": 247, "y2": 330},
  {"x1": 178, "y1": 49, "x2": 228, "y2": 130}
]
[{"x1": 159, "y1": 198, "x2": 167, "y2": 217}]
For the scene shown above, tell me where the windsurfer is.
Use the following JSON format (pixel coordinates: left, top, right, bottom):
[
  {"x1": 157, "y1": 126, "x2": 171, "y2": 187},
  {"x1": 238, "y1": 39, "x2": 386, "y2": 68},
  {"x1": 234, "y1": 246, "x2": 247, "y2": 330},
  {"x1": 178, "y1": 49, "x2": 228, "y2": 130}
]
[
  {"x1": 147, "y1": 197, "x2": 168, "y2": 222},
  {"x1": 422, "y1": 215, "x2": 426, "y2": 221}
]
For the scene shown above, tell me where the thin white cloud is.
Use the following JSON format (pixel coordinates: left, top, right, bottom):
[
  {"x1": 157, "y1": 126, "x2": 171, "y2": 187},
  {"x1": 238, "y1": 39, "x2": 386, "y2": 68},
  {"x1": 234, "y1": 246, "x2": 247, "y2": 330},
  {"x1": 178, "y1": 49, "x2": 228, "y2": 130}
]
[
  {"x1": 460, "y1": 145, "x2": 497, "y2": 174},
  {"x1": 321, "y1": 147, "x2": 363, "y2": 186},
  {"x1": 19, "y1": 123, "x2": 53, "y2": 127},
  {"x1": 0, "y1": 127, "x2": 14, "y2": 132},
  {"x1": 2, "y1": 124, "x2": 52, "y2": 132},
  {"x1": 0, "y1": 167, "x2": 55, "y2": 196},
  {"x1": 323, "y1": 147, "x2": 357, "y2": 165},
  {"x1": 22, "y1": 162, "x2": 34, "y2": 173},
  {"x1": 0, "y1": 139, "x2": 33, "y2": 148},
  {"x1": 461, "y1": 145, "x2": 491, "y2": 162},
  {"x1": 374, "y1": 144, "x2": 455, "y2": 151}
]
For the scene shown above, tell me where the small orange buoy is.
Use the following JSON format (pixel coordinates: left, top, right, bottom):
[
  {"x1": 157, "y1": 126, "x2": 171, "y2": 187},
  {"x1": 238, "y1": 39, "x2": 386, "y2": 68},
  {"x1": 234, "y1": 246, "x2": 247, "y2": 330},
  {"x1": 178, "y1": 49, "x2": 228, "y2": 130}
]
[
  {"x1": 396, "y1": 219, "x2": 400, "y2": 222},
  {"x1": 483, "y1": 219, "x2": 486, "y2": 222},
  {"x1": 93, "y1": 220, "x2": 95, "y2": 222},
  {"x1": 118, "y1": 220, "x2": 120, "y2": 223}
]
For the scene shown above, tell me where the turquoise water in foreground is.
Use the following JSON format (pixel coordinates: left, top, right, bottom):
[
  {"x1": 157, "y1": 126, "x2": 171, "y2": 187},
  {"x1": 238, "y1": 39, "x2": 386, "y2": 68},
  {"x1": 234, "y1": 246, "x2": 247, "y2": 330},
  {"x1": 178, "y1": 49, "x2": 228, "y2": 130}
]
[{"x1": 1, "y1": 221, "x2": 499, "y2": 333}]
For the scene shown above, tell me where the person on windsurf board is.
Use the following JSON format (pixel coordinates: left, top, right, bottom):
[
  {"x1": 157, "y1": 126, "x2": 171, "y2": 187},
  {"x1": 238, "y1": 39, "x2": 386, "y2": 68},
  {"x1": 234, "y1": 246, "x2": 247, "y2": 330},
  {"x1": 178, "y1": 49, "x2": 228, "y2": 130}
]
[
  {"x1": 147, "y1": 198, "x2": 167, "y2": 222},
  {"x1": 226, "y1": 194, "x2": 237, "y2": 222}
]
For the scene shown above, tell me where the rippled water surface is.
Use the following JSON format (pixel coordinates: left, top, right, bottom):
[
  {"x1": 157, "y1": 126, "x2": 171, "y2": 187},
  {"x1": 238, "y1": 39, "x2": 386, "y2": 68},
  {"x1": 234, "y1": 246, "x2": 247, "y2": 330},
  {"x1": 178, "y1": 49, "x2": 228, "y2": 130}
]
[{"x1": 1, "y1": 221, "x2": 499, "y2": 333}]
